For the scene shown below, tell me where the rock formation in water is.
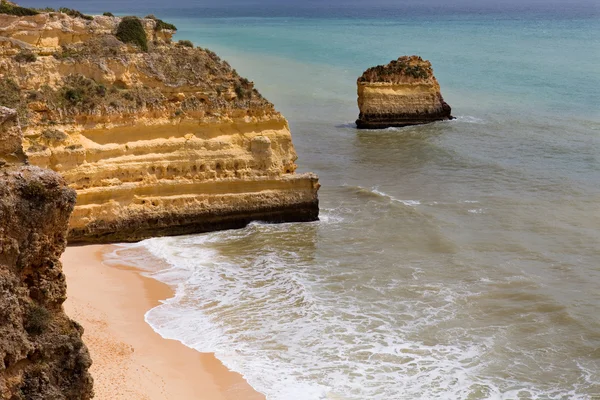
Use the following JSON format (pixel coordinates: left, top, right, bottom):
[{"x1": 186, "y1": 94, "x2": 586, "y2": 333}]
[
  {"x1": 0, "y1": 106, "x2": 94, "y2": 399},
  {"x1": 356, "y1": 56, "x2": 453, "y2": 129},
  {"x1": 0, "y1": 4, "x2": 320, "y2": 243}
]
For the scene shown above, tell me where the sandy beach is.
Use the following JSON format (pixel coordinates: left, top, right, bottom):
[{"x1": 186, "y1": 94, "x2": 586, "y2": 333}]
[{"x1": 61, "y1": 245, "x2": 265, "y2": 400}]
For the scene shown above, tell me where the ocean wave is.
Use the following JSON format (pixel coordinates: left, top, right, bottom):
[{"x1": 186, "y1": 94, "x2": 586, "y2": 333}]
[
  {"x1": 454, "y1": 115, "x2": 486, "y2": 124},
  {"x1": 319, "y1": 207, "x2": 347, "y2": 224},
  {"x1": 108, "y1": 230, "x2": 593, "y2": 400},
  {"x1": 345, "y1": 184, "x2": 422, "y2": 207},
  {"x1": 468, "y1": 208, "x2": 485, "y2": 214}
]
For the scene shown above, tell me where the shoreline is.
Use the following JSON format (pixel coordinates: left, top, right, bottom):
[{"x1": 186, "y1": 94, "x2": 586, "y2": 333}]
[{"x1": 61, "y1": 244, "x2": 265, "y2": 400}]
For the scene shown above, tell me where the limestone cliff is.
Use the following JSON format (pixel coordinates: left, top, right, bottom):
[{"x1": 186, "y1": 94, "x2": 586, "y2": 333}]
[
  {"x1": 0, "y1": 106, "x2": 93, "y2": 399},
  {"x1": 0, "y1": 5, "x2": 319, "y2": 243},
  {"x1": 356, "y1": 56, "x2": 453, "y2": 129}
]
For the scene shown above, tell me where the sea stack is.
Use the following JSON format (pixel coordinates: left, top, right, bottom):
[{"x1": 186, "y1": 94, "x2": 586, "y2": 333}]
[
  {"x1": 356, "y1": 56, "x2": 453, "y2": 129},
  {"x1": 0, "y1": 6, "x2": 319, "y2": 243}
]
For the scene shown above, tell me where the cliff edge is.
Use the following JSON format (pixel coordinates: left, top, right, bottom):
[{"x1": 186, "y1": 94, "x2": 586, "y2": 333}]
[
  {"x1": 356, "y1": 56, "x2": 453, "y2": 129},
  {"x1": 0, "y1": 106, "x2": 93, "y2": 399},
  {"x1": 0, "y1": 4, "x2": 319, "y2": 243}
]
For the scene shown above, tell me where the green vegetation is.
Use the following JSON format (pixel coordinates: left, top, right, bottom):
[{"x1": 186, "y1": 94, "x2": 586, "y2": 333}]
[
  {"x1": 116, "y1": 17, "x2": 148, "y2": 52},
  {"x1": 177, "y1": 40, "x2": 194, "y2": 48},
  {"x1": 359, "y1": 56, "x2": 432, "y2": 83},
  {"x1": 56, "y1": 74, "x2": 164, "y2": 113},
  {"x1": 54, "y1": 35, "x2": 124, "y2": 60},
  {"x1": 0, "y1": 0, "x2": 38, "y2": 16},
  {"x1": 234, "y1": 77, "x2": 254, "y2": 99},
  {"x1": 14, "y1": 50, "x2": 36, "y2": 63},
  {"x1": 61, "y1": 75, "x2": 107, "y2": 107},
  {"x1": 154, "y1": 19, "x2": 177, "y2": 31},
  {"x1": 0, "y1": 78, "x2": 30, "y2": 124},
  {"x1": 0, "y1": 78, "x2": 20, "y2": 108},
  {"x1": 40, "y1": 129, "x2": 68, "y2": 144},
  {"x1": 59, "y1": 7, "x2": 93, "y2": 21},
  {"x1": 145, "y1": 14, "x2": 177, "y2": 31},
  {"x1": 103, "y1": 11, "x2": 114, "y2": 17},
  {"x1": 24, "y1": 305, "x2": 50, "y2": 335}
]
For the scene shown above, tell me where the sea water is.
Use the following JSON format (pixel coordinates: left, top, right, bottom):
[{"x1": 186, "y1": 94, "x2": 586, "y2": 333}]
[{"x1": 23, "y1": 0, "x2": 600, "y2": 398}]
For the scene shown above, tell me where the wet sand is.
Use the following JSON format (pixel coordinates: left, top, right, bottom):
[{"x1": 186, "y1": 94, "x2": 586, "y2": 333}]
[{"x1": 61, "y1": 244, "x2": 265, "y2": 400}]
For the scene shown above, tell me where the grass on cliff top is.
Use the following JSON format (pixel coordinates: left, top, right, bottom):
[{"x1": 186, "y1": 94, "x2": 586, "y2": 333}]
[
  {"x1": 116, "y1": 17, "x2": 148, "y2": 52},
  {"x1": 54, "y1": 35, "x2": 125, "y2": 60},
  {"x1": 59, "y1": 74, "x2": 164, "y2": 113},
  {"x1": 5, "y1": 31, "x2": 272, "y2": 124},
  {"x1": 58, "y1": 7, "x2": 94, "y2": 20},
  {"x1": 358, "y1": 55, "x2": 433, "y2": 83},
  {"x1": 0, "y1": 0, "x2": 38, "y2": 16},
  {"x1": 0, "y1": 2, "x2": 93, "y2": 19}
]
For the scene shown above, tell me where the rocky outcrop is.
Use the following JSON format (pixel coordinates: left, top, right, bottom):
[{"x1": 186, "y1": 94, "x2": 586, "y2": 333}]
[
  {"x1": 0, "y1": 106, "x2": 93, "y2": 399},
  {"x1": 0, "y1": 6, "x2": 319, "y2": 243},
  {"x1": 356, "y1": 56, "x2": 453, "y2": 129}
]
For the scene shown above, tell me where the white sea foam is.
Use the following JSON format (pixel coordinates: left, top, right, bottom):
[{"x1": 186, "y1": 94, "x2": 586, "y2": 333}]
[
  {"x1": 455, "y1": 115, "x2": 486, "y2": 124},
  {"x1": 468, "y1": 208, "x2": 484, "y2": 214},
  {"x1": 319, "y1": 207, "x2": 346, "y2": 224},
  {"x1": 109, "y1": 229, "x2": 594, "y2": 400},
  {"x1": 356, "y1": 185, "x2": 422, "y2": 206}
]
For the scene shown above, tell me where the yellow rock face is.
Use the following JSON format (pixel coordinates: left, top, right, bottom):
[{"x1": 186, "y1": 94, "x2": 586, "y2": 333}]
[
  {"x1": 356, "y1": 56, "x2": 453, "y2": 129},
  {"x1": 0, "y1": 8, "x2": 319, "y2": 242}
]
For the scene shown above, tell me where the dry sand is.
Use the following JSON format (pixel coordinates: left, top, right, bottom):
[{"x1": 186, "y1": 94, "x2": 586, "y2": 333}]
[{"x1": 62, "y1": 244, "x2": 265, "y2": 400}]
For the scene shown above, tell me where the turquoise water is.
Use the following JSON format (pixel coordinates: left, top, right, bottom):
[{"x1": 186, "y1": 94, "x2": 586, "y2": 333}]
[{"x1": 24, "y1": 0, "x2": 600, "y2": 398}]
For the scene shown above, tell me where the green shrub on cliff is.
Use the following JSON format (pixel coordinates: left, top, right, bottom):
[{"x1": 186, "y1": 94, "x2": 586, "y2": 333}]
[
  {"x1": 154, "y1": 19, "x2": 177, "y2": 31},
  {"x1": 0, "y1": 78, "x2": 20, "y2": 108},
  {"x1": 177, "y1": 40, "x2": 194, "y2": 48},
  {"x1": 116, "y1": 17, "x2": 148, "y2": 52},
  {"x1": 53, "y1": 74, "x2": 164, "y2": 114},
  {"x1": 103, "y1": 12, "x2": 114, "y2": 17},
  {"x1": 14, "y1": 50, "x2": 36, "y2": 63},
  {"x1": 0, "y1": 0, "x2": 38, "y2": 16},
  {"x1": 40, "y1": 129, "x2": 68, "y2": 144},
  {"x1": 145, "y1": 14, "x2": 177, "y2": 31},
  {"x1": 24, "y1": 305, "x2": 50, "y2": 335},
  {"x1": 59, "y1": 7, "x2": 93, "y2": 21},
  {"x1": 0, "y1": 78, "x2": 31, "y2": 124},
  {"x1": 54, "y1": 36, "x2": 125, "y2": 60}
]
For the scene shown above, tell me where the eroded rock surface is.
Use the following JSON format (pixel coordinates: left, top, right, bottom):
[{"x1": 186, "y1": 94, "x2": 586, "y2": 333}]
[
  {"x1": 0, "y1": 6, "x2": 319, "y2": 243},
  {"x1": 0, "y1": 106, "x2": 93, "y2": 399},
  {"x1": 356, "y1": 56, "x2": 453, "y2": 129}
]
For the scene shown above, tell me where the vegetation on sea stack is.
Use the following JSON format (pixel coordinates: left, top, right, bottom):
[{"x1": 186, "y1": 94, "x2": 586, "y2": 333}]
[
  {"x1": 116, "y1": 16, "x2": 148, "y2": 52},
  {"x1": 358, "y1": 55, "x2": 433, "y2": 83}
]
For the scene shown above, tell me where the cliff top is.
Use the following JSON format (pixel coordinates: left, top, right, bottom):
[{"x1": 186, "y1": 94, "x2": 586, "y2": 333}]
[
  {"x1": 358, "y1": 55, "x2": 434, "y2": 84},
  {"x1": 0, "y1": 3, "x2": 275, "y2": 129}
]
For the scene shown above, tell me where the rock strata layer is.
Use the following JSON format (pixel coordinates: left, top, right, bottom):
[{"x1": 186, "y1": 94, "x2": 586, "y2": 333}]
[
  {"x1": 356, "y1": 56, "x2": 453, "y2": 129},
  {"x1": 0, "y1": 6, "x2": 319, "y2": 243},
  {"x1": 0, "y1": 106, "x2": 93, "y2": 399}
]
